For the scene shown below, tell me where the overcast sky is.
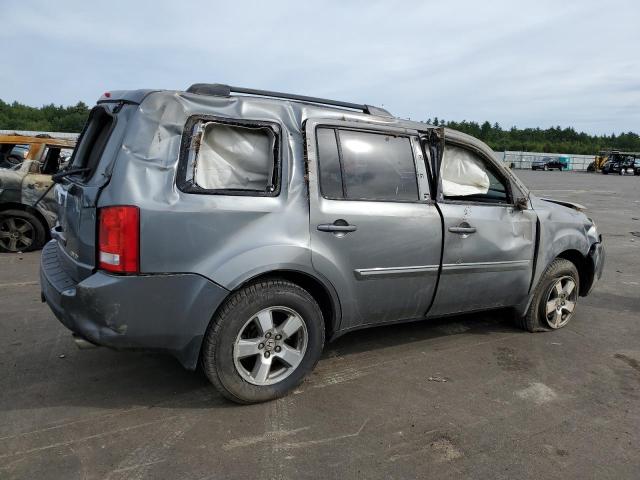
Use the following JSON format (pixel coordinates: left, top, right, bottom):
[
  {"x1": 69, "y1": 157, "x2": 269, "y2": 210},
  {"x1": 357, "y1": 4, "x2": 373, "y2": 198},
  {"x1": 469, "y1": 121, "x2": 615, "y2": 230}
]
[{"x1": 2, "y1": 0, "x2": 639, "y2": 134}]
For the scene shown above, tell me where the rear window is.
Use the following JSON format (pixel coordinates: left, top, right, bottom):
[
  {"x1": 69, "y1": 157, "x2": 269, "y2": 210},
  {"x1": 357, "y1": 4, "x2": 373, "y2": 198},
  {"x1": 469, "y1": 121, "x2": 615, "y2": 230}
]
[
  {"x1": 179, "y1": 118, "x2": 280, "y2": 196},
  {"x1": 70, "y1": 106, "x2": 115, "y2": 177}
]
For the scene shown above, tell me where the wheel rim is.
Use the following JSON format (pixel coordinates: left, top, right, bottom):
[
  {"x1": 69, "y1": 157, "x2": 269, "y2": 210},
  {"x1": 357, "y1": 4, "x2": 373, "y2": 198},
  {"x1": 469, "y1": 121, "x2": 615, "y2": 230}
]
[
  {"x1": 544, "y1": 276, "x2": 577, "y2": 329},
  {"x1": 0, "y1": 217, "x2": 35, "y2": 252},
  {"x1": 233, "y1": 306, "x2": 308, "y2": 386}
]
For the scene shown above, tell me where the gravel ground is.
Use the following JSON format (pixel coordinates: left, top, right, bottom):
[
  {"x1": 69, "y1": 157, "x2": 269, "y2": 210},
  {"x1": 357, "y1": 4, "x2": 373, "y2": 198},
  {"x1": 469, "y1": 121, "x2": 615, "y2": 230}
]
[{"x1": 0, "y1": 170, "x2": 638, "y2": 479}]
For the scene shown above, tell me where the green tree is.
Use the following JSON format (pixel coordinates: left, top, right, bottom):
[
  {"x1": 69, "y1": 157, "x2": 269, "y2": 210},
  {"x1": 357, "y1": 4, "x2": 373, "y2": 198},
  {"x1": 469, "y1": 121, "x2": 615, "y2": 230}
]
[{"x1": 0, "y1": 99, "x2": 90, "y2": 133}]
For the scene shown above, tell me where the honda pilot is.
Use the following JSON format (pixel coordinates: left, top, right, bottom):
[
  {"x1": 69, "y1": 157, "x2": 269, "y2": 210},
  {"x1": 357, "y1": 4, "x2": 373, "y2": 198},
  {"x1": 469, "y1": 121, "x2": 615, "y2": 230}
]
[{"x1": 40, "y1": 84, "x2": 604, "y2": 403}]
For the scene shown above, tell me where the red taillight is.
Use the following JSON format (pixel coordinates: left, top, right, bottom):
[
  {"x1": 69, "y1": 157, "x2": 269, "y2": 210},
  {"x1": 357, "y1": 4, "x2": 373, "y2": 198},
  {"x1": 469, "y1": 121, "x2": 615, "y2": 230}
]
[{"x1": 98, "y1": 206, "x2": 139, "y2": 273}]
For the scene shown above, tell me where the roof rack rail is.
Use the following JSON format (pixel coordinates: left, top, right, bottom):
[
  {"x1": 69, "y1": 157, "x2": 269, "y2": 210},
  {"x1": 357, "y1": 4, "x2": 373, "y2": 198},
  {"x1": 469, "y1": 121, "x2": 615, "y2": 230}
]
[{"x1": 185, "y1": 83, "x2": 393, "y2": 117}]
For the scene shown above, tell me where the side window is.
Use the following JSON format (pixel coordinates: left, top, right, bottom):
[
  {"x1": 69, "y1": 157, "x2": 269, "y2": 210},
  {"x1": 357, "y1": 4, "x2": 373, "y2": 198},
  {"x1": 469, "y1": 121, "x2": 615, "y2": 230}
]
[
  {"x1": 441, "y1": 144, "x2": 509, "y2": 203},
  {"x1": 41, "y1": 147, "x2": 62, "y2": 174},
  {"x1": 316, "y1": 128, "x2": 343, "y2": 199},
  {"x1": 316, "y1": 128, "x2": 419, "y2": 202},
  {"x1": 181, "y1": 119, "x2": 279, "y2": 195}
]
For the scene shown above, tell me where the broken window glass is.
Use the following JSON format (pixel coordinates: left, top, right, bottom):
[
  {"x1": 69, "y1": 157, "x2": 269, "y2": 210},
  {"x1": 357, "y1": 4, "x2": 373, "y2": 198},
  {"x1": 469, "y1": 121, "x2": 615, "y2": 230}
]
[
  {"x1": 193, "y1": 122, "x2": 276, "y2": 192},
  {"x1": 441, "y1": 145, "x2": 491, "y2": 197},
  {"x1": 441, "y1": 145, "x2": 508, "y2": 203}
]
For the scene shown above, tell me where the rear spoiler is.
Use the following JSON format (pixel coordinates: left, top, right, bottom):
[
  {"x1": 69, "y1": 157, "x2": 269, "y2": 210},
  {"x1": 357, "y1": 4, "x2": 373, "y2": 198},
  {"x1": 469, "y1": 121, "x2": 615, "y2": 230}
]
[{"x1": 97, "y1": 89, "x2": 159, "y2": 105}]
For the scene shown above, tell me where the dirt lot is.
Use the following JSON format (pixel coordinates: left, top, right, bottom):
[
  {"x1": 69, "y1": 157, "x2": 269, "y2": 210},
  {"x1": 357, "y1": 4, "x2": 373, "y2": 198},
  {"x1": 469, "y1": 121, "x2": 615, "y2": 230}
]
[{"x1": 1, "y1": 171, "x2": 638, "y2": 479}]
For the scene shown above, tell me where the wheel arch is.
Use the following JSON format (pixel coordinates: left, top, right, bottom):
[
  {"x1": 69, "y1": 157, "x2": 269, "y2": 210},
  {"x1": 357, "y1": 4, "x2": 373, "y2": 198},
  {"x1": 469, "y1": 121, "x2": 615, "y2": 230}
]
[
  {"x1": 221, "y1": 267, "x2": 342, "y2": 344},
  {"x1": 517, "y1": 246, "x2": 594, "y2": 317},
  {"x1": 557, "y1": 249, "x2": 594, "y2": 296}
]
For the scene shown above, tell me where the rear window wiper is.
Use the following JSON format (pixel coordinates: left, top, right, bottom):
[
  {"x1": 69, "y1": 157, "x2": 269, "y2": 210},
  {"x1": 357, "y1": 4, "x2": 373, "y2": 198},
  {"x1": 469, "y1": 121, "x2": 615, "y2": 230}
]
[{"x1": 52, "y1": 167, "x2": 91, "y2": 183}]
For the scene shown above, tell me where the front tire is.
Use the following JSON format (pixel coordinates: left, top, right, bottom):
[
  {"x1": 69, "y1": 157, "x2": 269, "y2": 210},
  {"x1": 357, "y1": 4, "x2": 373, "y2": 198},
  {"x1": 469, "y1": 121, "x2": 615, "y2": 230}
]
[
  {"x1": 516, "y1": 259, "x2": 579, "y2": 332},
  {"x1": 201, "y1": 279, "x2": 325, "y2": 403}
]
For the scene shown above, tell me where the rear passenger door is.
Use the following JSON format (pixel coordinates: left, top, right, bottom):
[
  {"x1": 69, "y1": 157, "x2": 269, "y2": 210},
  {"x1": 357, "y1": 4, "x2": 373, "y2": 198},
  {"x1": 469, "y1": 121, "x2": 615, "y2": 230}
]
[{"x1": 305, "y1": 120, "x2": 443, "y2": 331}]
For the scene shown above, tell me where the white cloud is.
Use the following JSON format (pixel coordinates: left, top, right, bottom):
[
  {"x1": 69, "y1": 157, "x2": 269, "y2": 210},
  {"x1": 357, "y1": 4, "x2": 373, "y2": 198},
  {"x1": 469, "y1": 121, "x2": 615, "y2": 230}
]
[{"x1": 1, "y1": 0, "x2": 638, "y2": 134}]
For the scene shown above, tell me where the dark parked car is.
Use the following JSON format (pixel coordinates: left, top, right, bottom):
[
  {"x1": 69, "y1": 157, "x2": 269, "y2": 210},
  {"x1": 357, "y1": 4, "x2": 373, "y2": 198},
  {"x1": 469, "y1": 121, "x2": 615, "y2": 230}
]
[
  {"x1": 531, "y1": 156, "x2": 564, "y2": 171},
  {"x1": 0, "y1": 135, "x2": 76, "y2": 252},
  {"x1": 601, "y1": 158, "x2": 639, "y2": 175},
  {"x1": 40, "y1": 84, "x2": 604, "y2": 403}
]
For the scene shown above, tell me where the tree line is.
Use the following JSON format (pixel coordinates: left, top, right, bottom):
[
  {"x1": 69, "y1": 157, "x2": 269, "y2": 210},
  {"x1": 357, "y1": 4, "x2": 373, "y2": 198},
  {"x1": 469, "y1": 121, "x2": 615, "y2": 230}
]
[
  {"x1": 1, "y1": 99, "x2": 638, "y2": 155},
  {"x1": 0, "y1": 99, "x2": 89, "y2": 134},
  {"x1": 428, "y1": 118, "x2": 640, "y2": 155}
]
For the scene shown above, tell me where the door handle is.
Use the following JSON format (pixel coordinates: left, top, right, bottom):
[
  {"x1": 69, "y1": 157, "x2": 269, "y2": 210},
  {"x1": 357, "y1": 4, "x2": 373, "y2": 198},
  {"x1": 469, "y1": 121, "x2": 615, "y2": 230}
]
[
  {"x1": 448, "y1": 225, "x2": 476, "y2": 234},
  {"x1": 317, "y1": 220, "x2": 357, "y2": 233}
]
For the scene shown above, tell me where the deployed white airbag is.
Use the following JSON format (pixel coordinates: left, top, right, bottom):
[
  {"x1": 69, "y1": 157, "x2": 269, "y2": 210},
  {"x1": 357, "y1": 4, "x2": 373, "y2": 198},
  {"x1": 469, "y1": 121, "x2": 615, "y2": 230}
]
[
  {"x1": 441, "y1": 145, "x2": 490, "y2": 196},
  {"x1": 194, "y1": 123, "x2": 275, "y2": 190}
]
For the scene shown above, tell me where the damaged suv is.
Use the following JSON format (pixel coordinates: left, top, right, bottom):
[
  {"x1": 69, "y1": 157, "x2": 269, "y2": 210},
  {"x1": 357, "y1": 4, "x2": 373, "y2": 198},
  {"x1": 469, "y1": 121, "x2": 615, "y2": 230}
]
[{"x1": 40, "y1": 84, "x2": 604, "y2": 403}]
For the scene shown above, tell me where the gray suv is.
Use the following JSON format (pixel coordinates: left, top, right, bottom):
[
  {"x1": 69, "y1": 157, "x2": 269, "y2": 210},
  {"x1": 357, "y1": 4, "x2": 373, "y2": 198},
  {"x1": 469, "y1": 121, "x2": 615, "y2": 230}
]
[{"x1": 40, "y1": 84, "x2": 604, "y2": 403}]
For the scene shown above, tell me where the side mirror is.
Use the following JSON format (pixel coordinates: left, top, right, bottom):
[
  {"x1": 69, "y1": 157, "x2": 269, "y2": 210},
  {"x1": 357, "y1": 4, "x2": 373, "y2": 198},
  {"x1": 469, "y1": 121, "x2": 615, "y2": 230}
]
[{"x1": 515, "y1": 197, "x2": 529, "y2": 210}]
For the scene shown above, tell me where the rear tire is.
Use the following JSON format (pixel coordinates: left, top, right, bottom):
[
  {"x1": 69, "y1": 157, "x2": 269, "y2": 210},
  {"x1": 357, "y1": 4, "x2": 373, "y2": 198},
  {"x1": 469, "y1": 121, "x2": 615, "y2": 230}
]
[
  {"x1": 201, "y1": 279, "x2": 325, "y2": 404},
  {"x1": 0, "y1": 210, "x2": 46, "y2": 253},
  {"x1": 516, "y1": 259, "x2": 579, "y2": 332}
]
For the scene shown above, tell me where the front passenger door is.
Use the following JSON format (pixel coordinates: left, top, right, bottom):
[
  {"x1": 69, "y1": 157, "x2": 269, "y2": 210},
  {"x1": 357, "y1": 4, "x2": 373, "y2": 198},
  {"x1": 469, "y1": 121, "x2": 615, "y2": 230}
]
[{"x1": 429, "y1": 141, "x2": 537, "y2": 316}]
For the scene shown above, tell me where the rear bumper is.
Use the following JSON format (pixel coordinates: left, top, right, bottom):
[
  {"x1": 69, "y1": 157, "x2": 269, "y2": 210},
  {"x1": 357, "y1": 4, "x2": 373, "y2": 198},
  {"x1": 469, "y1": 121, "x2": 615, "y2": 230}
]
[
  {"x1": 585, "y1": 235, "x2": 605, "y2": 295},
  {"x1": 40, "y1": 240, "x2": 229, "y2": 369}
]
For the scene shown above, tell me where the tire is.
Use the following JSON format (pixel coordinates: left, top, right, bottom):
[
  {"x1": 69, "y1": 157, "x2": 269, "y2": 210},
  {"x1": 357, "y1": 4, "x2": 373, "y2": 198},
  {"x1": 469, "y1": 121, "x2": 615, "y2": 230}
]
[
  {"x1": 7, "y1": 154, "x2": 24, "y2": 166},
  {"x1": 0, "y1": 209, "x2": 47, "y2": 253},
  {"x1": 201, "y1": 278, "x2": 325, "y2": 403},
  {"x1": 515, "y1": 258, "x2": 579, "y2": 332}
]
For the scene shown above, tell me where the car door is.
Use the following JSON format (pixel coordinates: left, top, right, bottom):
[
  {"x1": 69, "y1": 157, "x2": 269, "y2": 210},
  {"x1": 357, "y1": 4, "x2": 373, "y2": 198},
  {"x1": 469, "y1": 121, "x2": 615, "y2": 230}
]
[
  {"x1": 20, "y1": 147, "x2": 58, "y2": 212},
  {"x1": 428, "y1": 137, "x2": 537, "y2": 316},
  {"x1": 305, "y1": 119, "x2": 443, "y2": 330}
]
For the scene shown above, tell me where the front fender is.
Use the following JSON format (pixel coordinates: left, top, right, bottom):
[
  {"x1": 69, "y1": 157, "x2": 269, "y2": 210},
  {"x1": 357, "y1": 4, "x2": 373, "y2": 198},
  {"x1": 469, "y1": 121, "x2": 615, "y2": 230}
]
[{"x1": 515, "y1": 196, "x2": 596, "y2": 315}]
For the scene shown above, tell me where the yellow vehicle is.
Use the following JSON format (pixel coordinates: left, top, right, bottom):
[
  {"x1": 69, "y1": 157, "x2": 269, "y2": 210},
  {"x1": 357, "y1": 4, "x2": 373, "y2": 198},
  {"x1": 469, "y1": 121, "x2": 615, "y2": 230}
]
[
  {"x1": 0, "y1": 134, "x2": 76, "y2": 252},
  {"x1": 588, "y1": 150, "x2": 640, "y2": 173},
  {"x1": 588, "y1": 151, "x2": 610, "y2": 172}
]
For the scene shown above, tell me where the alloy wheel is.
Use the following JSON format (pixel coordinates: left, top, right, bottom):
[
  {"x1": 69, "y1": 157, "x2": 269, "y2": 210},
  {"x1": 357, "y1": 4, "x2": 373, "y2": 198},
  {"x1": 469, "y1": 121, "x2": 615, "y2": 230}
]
[
  {"x1": 233, "y1": 306, "x2": 308, "y2": 386},
  {"x1": 0, "y1": 217, "x2": 35, "y2": 252},
  {"x1": 544, "y1": 276, "x2": 577, "y2": 329}
]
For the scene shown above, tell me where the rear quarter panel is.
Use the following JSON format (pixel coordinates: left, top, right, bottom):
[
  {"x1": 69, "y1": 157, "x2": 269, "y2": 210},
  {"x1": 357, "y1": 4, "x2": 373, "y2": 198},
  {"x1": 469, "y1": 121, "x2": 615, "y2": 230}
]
[{"x1": 98, "y1": 92, "x2": 313, "y2": 289}]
